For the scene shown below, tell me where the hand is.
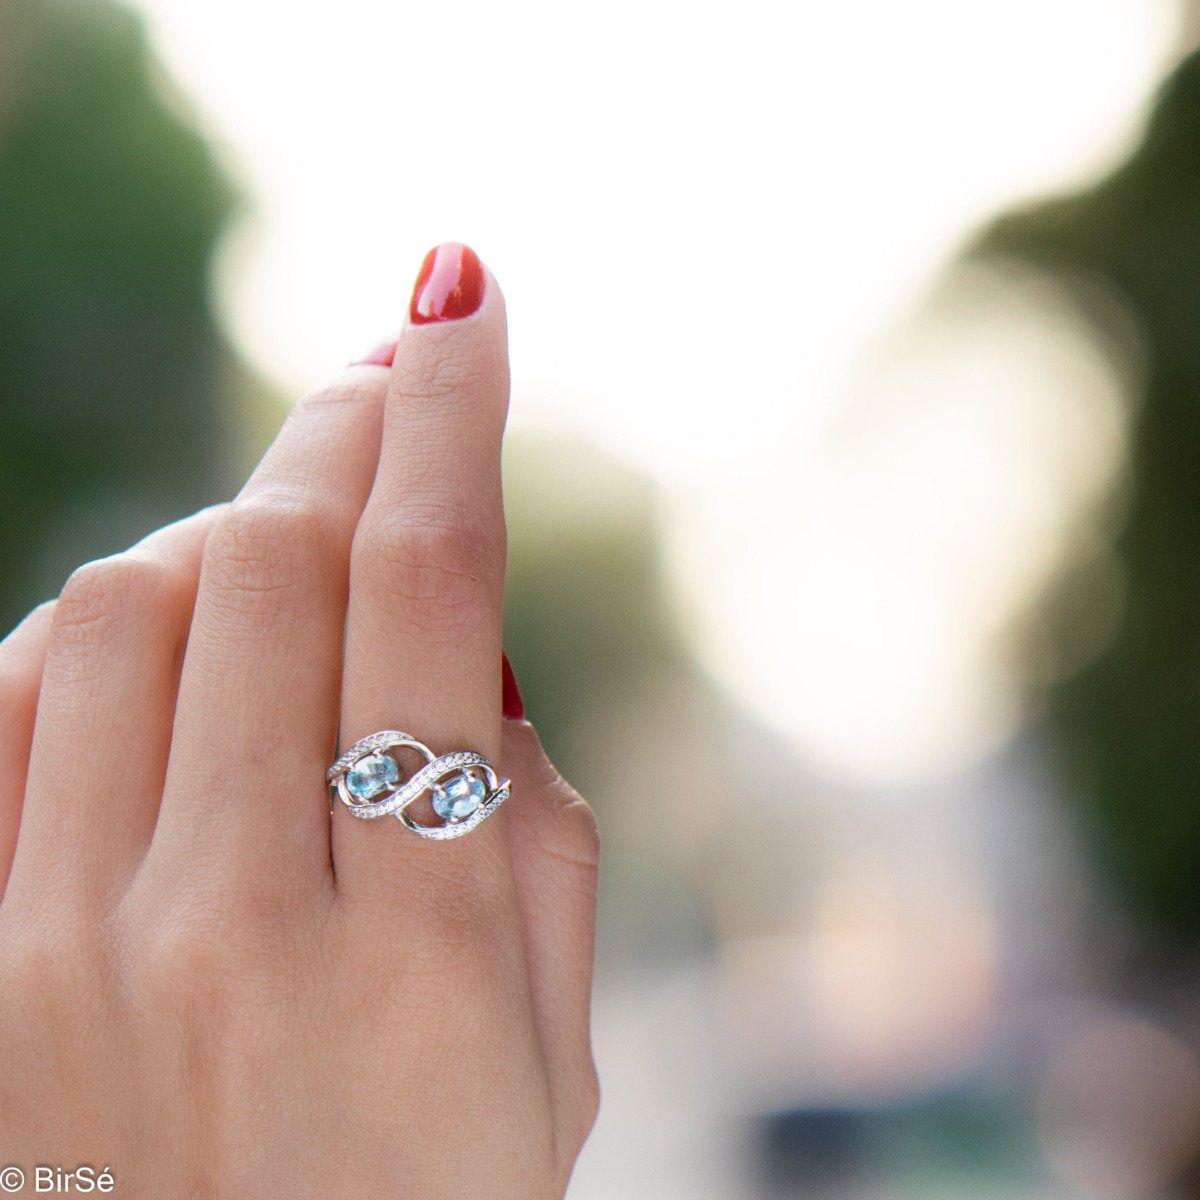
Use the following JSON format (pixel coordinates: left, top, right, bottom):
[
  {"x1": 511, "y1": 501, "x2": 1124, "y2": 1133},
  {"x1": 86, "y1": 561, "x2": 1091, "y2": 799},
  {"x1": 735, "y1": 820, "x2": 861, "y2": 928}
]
[{"x1": 0, "y1": 245, "x2": 600, "y2": 1198}]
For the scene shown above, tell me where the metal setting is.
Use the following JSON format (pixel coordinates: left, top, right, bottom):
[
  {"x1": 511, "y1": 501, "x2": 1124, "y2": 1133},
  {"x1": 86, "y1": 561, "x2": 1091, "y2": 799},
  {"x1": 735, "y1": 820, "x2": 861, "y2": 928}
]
[{"x1": 327, "y1": 730, "x2": 511, "y2": 840}]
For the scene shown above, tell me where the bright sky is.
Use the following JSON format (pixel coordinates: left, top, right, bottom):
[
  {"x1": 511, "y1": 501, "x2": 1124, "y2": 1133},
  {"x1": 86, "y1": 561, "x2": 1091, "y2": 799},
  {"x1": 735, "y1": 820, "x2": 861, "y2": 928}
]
[{"x1": 129, "y1": 0, "x2": 1182, "y2": 783}]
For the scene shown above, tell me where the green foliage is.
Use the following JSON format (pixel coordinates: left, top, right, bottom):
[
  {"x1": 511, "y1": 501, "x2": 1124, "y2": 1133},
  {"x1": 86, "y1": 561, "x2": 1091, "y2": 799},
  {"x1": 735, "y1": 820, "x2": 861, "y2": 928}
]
[
  {"x1": 976, "y1": 49, "x2": 1200, "y2": 933},
  {"x1": 0, "y1": 0, "x2": 239, "y2": 630},
  {"x1": 501, "y1": 437, "x2": 686, "y2": 800}
]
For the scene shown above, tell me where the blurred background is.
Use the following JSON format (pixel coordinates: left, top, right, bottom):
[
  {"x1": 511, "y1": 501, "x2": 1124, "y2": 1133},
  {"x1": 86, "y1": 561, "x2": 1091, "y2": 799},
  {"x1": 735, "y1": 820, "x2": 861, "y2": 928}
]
[{"x1": 5, "y1": 0, "x2": 1200, "y2": 1194}]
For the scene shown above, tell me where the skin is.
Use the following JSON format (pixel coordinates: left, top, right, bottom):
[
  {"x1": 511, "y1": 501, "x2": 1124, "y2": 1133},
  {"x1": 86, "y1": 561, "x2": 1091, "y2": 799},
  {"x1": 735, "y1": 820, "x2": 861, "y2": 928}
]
[{"x1": 0, "y1": 261, "x2": 600, "y2": 1198}]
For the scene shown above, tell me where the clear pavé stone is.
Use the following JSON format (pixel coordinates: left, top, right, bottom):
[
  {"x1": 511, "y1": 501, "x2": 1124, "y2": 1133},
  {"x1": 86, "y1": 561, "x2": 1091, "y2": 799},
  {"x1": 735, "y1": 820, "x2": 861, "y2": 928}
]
[
  {"x1": 433, "y1": 771, "x2": 486, "y2": 821},
  {"x1": 346, "y1": 752, "x2": 399, "y2": 800}
]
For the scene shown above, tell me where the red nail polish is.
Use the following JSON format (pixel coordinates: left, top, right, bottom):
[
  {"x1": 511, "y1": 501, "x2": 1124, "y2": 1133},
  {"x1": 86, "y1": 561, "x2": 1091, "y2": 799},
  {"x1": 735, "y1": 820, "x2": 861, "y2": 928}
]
[
  {"x1": 409, "y1": 243, "x2": 485, "y2": 325},
  {"x1": 350, "y1": 339, "x2": 397, "y2": 367},
  {"x1": 502, "y1": 652, "x2": 525, "y2": 721}
]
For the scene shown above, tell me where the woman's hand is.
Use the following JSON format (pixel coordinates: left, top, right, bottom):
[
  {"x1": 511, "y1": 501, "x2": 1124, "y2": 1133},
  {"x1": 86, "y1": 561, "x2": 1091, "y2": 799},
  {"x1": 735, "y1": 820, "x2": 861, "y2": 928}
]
[{"x1": 0, "y1": 245, "x2": 600, "y2": 1198}]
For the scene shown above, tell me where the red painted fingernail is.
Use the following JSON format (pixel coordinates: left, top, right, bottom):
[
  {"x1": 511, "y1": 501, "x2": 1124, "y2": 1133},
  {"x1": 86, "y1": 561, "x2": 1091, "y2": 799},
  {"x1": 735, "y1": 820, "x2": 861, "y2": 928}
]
[
  {"x1": 349, "y1": 339, "x2": 397, "y2": 367},
  {"x1": 502, "y1": 652, "x2": 525, "y2": 721},
  {"x1": 409, "y1": 243, "x2": 485, "y2": 325}
]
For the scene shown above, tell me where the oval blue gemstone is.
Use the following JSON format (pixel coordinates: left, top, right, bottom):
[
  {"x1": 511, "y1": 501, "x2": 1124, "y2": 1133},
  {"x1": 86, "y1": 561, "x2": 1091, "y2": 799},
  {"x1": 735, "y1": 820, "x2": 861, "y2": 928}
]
[
  {"x1": 433, "y1": 772, "x2": 487, "y2": 821},
  {"x1": 346, "y1": 752, "x2": 399, "y2": 800}
]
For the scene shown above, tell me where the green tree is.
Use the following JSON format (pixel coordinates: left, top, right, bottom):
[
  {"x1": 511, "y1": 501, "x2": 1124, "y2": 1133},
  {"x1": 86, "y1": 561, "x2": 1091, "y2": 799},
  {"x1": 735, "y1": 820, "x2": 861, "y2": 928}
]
[
  {"x1": 0, "y1": 0, "x2": 240, "y2": 631},
  {"x1": 978, "y1": 49, "x2": 1200, "y2": 933}
]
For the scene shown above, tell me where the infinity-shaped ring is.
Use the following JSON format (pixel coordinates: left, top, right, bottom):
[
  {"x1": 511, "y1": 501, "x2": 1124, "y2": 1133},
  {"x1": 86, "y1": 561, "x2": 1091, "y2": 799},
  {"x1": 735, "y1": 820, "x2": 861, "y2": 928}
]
[{"x1": 327, "y1": 731, "x2": 511, "y2": 840}]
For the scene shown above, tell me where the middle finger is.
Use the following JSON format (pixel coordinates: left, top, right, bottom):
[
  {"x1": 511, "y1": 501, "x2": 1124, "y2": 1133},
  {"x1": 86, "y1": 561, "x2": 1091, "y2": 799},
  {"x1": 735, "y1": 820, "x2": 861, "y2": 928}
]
[
  {"x1": 332, "y1": 244, "x2": 513, "y2": 909},
  {"x1": 144, "y1": 365, "x2": 388, "y2": 901}
]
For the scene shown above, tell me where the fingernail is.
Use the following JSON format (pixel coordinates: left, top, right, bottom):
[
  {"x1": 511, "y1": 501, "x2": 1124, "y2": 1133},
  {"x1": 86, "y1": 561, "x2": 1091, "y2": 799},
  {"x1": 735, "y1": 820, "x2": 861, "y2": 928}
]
[
  {"x1": 409, "y1": 243, "x2": 485, "y2": 325},
  {"x1": 349, "y1": 339, "x2": 397, "y2": 367},
  {"x1": 501, "y1": 651, "x2": 525, "y2": 721}
]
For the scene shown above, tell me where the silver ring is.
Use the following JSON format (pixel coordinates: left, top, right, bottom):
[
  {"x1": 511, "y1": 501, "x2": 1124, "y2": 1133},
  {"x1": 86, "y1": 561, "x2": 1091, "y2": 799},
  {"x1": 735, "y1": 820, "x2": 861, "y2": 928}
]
[{"x1": 327, "y1": 730, "x2": 510, "y2": 840}]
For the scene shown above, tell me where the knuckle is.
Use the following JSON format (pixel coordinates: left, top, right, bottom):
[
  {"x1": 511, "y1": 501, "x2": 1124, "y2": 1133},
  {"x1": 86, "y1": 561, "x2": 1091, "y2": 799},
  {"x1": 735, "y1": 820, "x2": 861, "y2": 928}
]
[
  {"x1": 0, "y1": 930, "x2": 53, "y2": 997},
  {"x1": 557, "y1": 800, "x2": 601, "y2": 873},
  {"x1": 297, "y1": 373, "x2": 383, "y2": 413},
  {"x1": 52, "y1": 555, "x2": 169, "y2": 651},
  {"x1": 532, "y1": 798, "x2": 602, "y2": 882},
  {"x1": 130, "y1": 871, "x2": 310, "y2": 1015},
  {"x1": 139, "y1": 940, "x2": 223, "y2": 1019},
  {"x1": 572, "y1": 1058, "x2": 601, "y2": 1152},
  {"x1": 0, "y1": 921, "x2": 89, "y2": 1005},
  {"x1": 204, "y1": 494, "x2": 340, "y2": 610},
  {"x1": 397, "y1": 350, "x2": 490, "y2": 408},
  {"x1": 356, "y1": 507, "x2": 502, "y2": 639},
  {"x1": 134, "y1": 909, "x2": 245, "y2": 1019},
  {"x1": 550, "y1": 1057, "x2": 600, "y2": 1184}
]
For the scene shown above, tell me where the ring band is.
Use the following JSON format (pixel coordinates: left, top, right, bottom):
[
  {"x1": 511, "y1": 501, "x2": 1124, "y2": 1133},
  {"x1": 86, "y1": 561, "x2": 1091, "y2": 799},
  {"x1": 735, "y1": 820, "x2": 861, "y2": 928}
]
[{"x1": 327, "y1": 731, "x2": 511, "y2": 840}]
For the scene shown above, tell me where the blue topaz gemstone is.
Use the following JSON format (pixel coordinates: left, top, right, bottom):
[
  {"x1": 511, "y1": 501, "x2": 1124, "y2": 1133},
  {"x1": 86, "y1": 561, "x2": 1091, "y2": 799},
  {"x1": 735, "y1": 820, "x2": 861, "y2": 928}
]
[
  {"x1": 433, "y1": 771, "x2": 487, "y2": 821},
  {"x1": 346, "y1": 752, "x2": 399, "y2": 800}
]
